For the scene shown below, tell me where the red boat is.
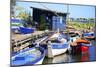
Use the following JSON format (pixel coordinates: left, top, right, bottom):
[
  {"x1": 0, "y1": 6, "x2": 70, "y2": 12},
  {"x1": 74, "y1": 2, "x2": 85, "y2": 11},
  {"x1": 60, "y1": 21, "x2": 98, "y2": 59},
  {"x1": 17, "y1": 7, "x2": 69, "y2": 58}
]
[
  {"x1": 76, "y1": 39, "x2": 91, "y2": 53},
  {"x1": 70, "y1": 39, "x2": 91, "y2": 54},
  {"x1": 75, "y1": 39, "x2": 90, "y2": 44}
]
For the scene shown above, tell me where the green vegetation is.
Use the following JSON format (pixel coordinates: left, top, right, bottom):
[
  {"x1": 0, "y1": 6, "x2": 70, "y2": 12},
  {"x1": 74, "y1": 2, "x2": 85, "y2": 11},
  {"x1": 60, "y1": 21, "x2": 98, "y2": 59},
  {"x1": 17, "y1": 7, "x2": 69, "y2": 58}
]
[
  {"x1": 18, "y1": 11, "x2": 35, "y2": 27},
  {"x1": 69, "y1": 18, "x2": 95, "y2": 23},
  {"x1": 18, "y1": 11, "x2": 30, "y2": 20},
  {"x1": 67, "y1": 21, "x2": 95, "y2": 30},
  {"x1": 14, "y1": 6, "x2": 35, "y2": 27},
  {"x1": 16, "y1": 10, "x2": 49, "y2": 30},
  {"x1": 39, "y1": 15, "x2": 49, "y2": 30}
]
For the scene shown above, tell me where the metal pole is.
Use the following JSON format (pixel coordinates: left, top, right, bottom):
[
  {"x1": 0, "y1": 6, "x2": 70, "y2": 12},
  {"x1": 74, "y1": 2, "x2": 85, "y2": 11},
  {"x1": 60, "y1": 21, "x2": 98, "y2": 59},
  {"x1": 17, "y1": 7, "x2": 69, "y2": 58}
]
[{"x1": 67, "y1": 4, "x2": 69, "y2": 34}]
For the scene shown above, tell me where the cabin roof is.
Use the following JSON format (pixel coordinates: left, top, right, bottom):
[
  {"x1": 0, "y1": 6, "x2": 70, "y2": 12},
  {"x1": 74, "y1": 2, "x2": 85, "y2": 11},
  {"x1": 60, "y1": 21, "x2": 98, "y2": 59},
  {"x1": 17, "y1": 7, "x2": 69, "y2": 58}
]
[{"x1": 30, "y1": 6, "x2": 69, "y2": 14}]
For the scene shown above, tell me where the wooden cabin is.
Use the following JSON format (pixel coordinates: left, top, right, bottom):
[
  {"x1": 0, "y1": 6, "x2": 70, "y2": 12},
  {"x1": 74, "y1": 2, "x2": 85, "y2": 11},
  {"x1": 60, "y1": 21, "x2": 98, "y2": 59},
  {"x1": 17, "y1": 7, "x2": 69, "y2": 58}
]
[{"x1": 31, "y1": 7, "x2": 68, "y2": 31}]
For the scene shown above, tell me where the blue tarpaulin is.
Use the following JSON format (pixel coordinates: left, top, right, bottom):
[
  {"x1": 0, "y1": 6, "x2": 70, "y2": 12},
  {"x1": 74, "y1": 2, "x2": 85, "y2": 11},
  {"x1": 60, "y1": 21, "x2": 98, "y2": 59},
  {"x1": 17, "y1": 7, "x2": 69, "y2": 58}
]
[{"x1": 11, "y1": 19, "x2": 23, "y2": 23}]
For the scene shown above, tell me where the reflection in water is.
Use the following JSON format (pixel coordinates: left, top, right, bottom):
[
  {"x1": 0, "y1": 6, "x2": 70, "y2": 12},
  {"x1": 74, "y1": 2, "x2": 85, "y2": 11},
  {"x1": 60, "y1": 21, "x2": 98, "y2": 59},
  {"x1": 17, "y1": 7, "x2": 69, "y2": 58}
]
[
  {"x1": 43, "y1": 53, "x2": 72, "y2": 64},
  {"x1": 81, "y1": 52, "x2": 89, "y2": 62},
  {"x1": 89, "y1": 45, "x2": 96, "y2": 61},
  {"x1": 43, "y1": 40, "x2": 96, "y2": 64}
]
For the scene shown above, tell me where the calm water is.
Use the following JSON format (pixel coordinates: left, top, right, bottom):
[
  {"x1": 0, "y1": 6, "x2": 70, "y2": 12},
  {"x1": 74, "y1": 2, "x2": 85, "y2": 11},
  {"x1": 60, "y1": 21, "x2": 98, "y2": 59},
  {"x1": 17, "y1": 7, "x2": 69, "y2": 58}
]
[{"x1": 42, "y1": 40, "x2": 96, "y2": 64}]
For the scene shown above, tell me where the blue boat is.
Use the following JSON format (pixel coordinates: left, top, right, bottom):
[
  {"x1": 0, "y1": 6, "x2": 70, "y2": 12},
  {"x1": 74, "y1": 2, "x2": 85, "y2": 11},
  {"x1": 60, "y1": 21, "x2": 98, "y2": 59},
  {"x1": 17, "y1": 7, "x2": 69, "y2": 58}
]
[
  {"x1": 11, "y1": 47, "x2": 45, "y2": 66},
  {"x1": 11, "y1": 19, "x2": 23, "y2": 33},
  {"x1": 83, "y1": 32, "x2": 95, "y2": 39},
  {"x1": 83, "y1": 32, "x2": 94, "y2": 37},
  {"x1": 19, "y1": 27, "x2": 35, "y2": 34}
]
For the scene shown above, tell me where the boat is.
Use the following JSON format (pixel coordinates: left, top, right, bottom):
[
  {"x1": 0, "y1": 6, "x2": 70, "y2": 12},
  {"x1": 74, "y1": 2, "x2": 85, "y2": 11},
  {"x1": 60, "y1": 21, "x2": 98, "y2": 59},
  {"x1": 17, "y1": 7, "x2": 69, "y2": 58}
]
[
  {"x1": 80, "y1": 43, "x2": 91, "y2": 53},
  {"x1": 75, "y1": 39, "x2": 90, "y2": 44},
  {"x1": 11, "y1": 47, "x2": 45, "y2": 66},
  {"x1": 47, "y1": 32, "x2": 70, "y2": 57},
  {"x1": 75, "y1": 39, "x2": 92, "y2": 53},
  {"x1": 83, "y1": 32, "x2": 95, "y2": 40},
  {"x1": 11, "y1": 19, "x2": 23, "y2": 33},
  {"x1": 69, "y1": 38, "x2": 91, "y2": 54},
  {"x1": 68, "y1": 32, "x2": 90, "y2": 54},
  {"x1": 69, "y1": 33, "x2": 80, "y2": 43},
  {"x1": 50, "y1": 42, "x2": 70, "y2": 56},
  {"x1": 19, "y1": 27, "x2": 36, "y2": 34}
]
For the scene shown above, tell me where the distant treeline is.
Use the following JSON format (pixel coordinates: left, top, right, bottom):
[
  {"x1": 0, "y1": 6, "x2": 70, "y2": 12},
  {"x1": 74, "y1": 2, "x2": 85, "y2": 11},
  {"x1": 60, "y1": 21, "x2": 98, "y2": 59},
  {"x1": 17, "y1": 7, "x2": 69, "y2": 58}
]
[{"x1": 68, "y1": 18, "x2": 95, "y2": 23}]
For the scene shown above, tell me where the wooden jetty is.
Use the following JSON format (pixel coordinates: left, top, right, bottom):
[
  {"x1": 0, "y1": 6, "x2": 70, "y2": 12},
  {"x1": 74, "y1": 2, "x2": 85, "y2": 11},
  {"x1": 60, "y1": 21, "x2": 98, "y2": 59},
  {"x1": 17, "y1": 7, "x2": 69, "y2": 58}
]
[
  {"x1": 11, "y1": 31, "x2": 52, "y2": 52},
  {"x1": 12, "y1": 31, "x2": 45, "y2": 41}
]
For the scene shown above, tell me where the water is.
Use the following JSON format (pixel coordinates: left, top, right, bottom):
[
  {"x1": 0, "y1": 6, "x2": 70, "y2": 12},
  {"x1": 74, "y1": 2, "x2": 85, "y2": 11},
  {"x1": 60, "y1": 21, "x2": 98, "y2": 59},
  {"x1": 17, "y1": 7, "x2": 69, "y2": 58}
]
[{"x1": 42, "y1": 40, "x2": 96, "y2": 64}]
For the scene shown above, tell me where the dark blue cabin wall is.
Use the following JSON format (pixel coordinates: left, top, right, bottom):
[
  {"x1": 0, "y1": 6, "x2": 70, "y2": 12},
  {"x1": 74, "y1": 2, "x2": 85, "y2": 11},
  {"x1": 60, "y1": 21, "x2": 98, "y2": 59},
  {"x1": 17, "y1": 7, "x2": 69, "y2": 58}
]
[
  {"x1": 33, "y1": 8, "x2": 40, "y2": 23},
  {"x1": 52, "y1": 15, "x2": 67, "y2": 31},
  {"x1": 32, "y1": 8, "x2": 53, "y2": 30}
]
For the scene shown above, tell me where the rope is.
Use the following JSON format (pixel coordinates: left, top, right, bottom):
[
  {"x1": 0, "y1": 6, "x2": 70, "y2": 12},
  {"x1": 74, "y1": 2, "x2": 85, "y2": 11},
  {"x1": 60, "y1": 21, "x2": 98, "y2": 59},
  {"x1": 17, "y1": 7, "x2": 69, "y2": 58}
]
[{"x1": 38, "y1": 3, "x2": 61, "y2": 17}]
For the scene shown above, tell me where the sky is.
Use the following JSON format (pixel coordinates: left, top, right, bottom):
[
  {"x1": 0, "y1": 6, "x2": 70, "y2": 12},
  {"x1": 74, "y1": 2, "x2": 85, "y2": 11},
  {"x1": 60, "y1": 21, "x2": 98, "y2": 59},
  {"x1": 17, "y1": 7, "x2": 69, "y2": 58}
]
[{"x1": 15, "y1": 1, "x2": 96, "y2": 18}]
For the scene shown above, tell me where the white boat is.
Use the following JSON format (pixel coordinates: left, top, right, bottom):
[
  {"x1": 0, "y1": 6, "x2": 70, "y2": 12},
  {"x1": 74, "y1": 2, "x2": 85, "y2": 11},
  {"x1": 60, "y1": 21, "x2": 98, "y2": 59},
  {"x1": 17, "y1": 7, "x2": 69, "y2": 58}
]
[
  {"x1": 47, "y1": 32, "x2": 70, "y2": 57},
  {"x1": 69, "y1": 35, "x2": 80, "y2": 43},
  {"x1": 51, "y1": 43, "x2": 69, "y2": 56},
  {"x1": 11, "y1": 47, "x2": 45, "y2": 66},
  {"x1": 68, "y1": 32, "x2": 80, "y2": 43}
]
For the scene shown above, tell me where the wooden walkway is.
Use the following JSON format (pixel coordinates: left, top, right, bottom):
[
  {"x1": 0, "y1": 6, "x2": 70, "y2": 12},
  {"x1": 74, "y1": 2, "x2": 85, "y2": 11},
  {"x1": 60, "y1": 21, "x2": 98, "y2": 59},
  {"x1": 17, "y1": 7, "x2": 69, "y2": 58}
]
[
  {"x1": 11, "y1": 31, "x2": 52, "y2": 52},
  {"x1": 12, "y1": 31, "x2": 45, "y2": 41}
]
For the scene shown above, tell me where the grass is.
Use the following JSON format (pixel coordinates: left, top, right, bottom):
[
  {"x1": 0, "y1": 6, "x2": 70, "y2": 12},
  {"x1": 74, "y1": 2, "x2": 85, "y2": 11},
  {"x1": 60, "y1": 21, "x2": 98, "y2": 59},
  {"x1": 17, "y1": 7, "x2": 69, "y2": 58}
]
[{"x1": 67, "y1": 21, "x2": 95, "y2": 31}]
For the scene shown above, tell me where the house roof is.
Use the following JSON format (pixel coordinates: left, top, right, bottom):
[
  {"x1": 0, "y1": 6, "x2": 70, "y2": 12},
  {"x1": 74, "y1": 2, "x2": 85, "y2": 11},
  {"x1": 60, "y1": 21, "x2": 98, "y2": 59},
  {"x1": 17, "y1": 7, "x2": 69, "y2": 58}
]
[{"x1": 30, "y1": 6, "x2": 69, "y2": 14}]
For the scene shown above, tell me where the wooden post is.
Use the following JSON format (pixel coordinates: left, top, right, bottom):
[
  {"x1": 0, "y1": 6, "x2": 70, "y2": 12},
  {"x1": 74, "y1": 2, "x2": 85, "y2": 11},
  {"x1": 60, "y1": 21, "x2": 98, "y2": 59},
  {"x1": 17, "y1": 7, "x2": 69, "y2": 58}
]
[
  {"x1": 13, "y1": 39, "x2": 18, "y2": 52},
  {"x1": 47, "y1": 41, "x2": 53, "y2": 58},
  {"x1": 35, "y1": 42, "x2": 40, "y2": 48}
]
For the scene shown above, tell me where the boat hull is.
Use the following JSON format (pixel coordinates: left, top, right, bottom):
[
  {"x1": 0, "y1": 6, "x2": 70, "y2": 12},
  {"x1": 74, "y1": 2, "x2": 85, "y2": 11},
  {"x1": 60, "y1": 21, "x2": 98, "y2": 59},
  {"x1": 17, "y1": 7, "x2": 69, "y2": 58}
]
[
  {"x1": 81, "y1": 46, "x2": 89, "y2": 53},
  {"x1": 11, "y1": 47, "x2": 45, "y2": 66},
  {"x1": 51, "y1": 43, "x2": 69, "y2": 56},
  {"x1": 52, "y1": 48, "x2": 68, "y2": 56},
  {"x1": 47, "y1": 33, "x2": 70, "y2": 57},
  {"x1": 71, "y1": 43, "x2": 91, "y2": 54},
  {"x1": 19, "y1": 27, "x2": 35, "y2": 34},
  {"x1": 83, "y1": 32, "x2": 95, "y2": 40},
  {"x1": 35, "y1": 56, "x2": 44, "y2": 64},
  {"x1": 80, "y1": 43, "x2": 91, "y2": 53}
]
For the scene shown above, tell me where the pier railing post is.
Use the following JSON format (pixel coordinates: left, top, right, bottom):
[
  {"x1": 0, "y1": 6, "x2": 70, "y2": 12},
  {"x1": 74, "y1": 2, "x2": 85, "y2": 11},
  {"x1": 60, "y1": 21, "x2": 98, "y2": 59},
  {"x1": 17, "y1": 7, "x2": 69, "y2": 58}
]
[{"x1": 47, "y1": 41, "x2": 53, "y2": 58}]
